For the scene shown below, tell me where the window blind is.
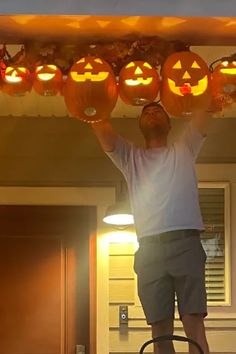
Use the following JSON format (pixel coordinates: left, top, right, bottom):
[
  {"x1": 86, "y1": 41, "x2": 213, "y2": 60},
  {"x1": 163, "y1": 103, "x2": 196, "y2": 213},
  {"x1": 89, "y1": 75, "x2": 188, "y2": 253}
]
[{"x1": 199, "y1": 187, "x2": 226, "y2": 304}]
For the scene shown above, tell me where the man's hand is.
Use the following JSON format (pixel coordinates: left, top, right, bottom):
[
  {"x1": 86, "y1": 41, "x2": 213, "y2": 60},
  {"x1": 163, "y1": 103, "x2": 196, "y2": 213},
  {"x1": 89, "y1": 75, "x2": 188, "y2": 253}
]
[
  {"x1": 91, "y1": 119, "x2": 118, "y2": 152},
  {"x1": 191, "y1": 109, "x2": 213, "y2": 136}
]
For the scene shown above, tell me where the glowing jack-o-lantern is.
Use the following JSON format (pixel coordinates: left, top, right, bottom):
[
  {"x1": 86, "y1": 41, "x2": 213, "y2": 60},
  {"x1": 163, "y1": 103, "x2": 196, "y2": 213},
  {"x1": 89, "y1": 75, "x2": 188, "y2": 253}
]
[
  {"x1": 119, "y1": 61, "x2": 160, "y2": 105},
  {"x1": 33, "y1": 64, "x2": 63, "y2": 96},
  {"x1": 160, "y1": 51, "x2": 212, "y2": 117},
  {"x1": 64, "y1": 56, "x2": 118, "y2": 122},
  {"x1": 2, "y1": 65, "x2": 32, "y2": 96},
  {"x1": 211, "y1": 60, "x2": 236, "y2": 111}
]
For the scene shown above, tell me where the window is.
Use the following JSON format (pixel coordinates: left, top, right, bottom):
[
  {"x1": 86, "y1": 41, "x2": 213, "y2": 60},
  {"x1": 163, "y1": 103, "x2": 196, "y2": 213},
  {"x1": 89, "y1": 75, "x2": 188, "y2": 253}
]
[{"x1": 198, "y1": 182, "x2": 231, "y2": 306}]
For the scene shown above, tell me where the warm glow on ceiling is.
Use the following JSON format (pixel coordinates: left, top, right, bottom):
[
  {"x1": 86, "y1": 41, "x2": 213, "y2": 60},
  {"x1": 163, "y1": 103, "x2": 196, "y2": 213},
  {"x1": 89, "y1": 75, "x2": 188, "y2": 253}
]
[
  {"x1": 161, "y1": 17, "x2": 187, "y2": 28},
  {"x1": 121, "y1": 16, "x2": 140, "y2": 27},
  {"x1": 96, "y1": 20, "x2": 110, "y2": 28},
  {"x1": 10, "y1": 15, "x2": 36, "y2": 25}
]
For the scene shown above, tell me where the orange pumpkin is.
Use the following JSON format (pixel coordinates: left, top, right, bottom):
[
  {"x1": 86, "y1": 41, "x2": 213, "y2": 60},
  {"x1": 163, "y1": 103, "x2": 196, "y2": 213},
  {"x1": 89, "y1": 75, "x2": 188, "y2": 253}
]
[
  {"x1": 160, "y1": 51, "x2": 212, "y2": 117},
  {"x1": 64, "y1": 56, "x2": 118, "y2": 122},
  {"x1": 2, "y1": 65, "x2": 32, "y2": 96},
  {"x1": 33, "y1": 64, "x2": 63, "y2": 96},
  {"x1": 211, "y1": 60, "x2": 236, "y2": 111},
  {"x1": 119, "y1": 61, "x2": 160, "y2": 105}
]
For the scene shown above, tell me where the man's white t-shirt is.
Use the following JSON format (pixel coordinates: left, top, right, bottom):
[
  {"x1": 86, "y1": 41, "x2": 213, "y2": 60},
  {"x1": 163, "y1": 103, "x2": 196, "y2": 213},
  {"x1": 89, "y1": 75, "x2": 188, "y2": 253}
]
[{"x1": 105, "y1": 122, "x2": 206, "y2": 239}]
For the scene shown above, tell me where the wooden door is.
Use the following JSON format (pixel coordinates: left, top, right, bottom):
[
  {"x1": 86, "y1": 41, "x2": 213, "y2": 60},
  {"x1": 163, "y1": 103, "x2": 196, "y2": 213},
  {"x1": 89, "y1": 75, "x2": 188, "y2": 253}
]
[{"x1": 0, "y1": 205, "x2": 96, "y2": 354}]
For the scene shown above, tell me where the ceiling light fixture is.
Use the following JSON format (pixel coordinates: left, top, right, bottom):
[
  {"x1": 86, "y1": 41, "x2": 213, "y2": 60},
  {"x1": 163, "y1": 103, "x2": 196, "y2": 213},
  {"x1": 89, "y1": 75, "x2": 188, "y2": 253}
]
[
  {"x1": 103, "y1": 182, "x2": 134, "y2": 227},
  {"x1": 103, "y1": 200, "x2": 134, "y2": 226}
]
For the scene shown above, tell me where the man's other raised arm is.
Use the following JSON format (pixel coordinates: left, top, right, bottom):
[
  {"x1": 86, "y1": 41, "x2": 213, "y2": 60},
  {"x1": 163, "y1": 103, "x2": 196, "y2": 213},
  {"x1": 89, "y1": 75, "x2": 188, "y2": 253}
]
[{"x1": 91, "y1": 119, "x2": 119, "y2": 152}]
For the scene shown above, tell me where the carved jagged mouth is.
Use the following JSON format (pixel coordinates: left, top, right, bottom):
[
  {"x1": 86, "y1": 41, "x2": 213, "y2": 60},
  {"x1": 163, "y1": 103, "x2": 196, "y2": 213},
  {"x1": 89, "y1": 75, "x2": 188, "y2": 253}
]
[
  {"x1": 5, "y1": 71, "x2": 23, "y2": 83},
  {"x1": 125, "y1": 77, "x2": 153, "y2": 86},
  {"x1": 70, "y1": 71, "x2": 109, "y2": 82},
  {"x1": 5, "y1": 76, "x2": 22, "y2": 83},
  {"x1": 168, "y1": 76, "x2": 208, "y2": 96},
  {"x1": 220, "y1": 68, "x2": 236, "y2": 75},
  {"x1": 37, "y1": 73, "x2": 56, "y2": 81}
]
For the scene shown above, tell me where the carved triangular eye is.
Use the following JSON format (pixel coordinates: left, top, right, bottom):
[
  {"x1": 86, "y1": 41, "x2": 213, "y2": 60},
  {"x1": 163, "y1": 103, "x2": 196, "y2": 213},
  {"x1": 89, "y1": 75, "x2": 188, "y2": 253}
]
[
  {"x1": 47, "y1": 65, "x2": 57, "y2": 70},
  {"x1": 173, "y1": 60, "x2": 182, "y2": 69},
  {"x1": 18, "y1": 67, "x2": 27, "y2": 73},
  {"x1": 143, "y1": 62, "x2": 152, "y2": 69},
  {"x1": 222, "y1": 61, "x2": 229, "y2": 67},
  {"x1": 94, "y1": 58, "x2": 103, "y2": 64},
  {"x1": 36, "y1": 66, "x2": 43, "y2": 72},
  {"x1": 5, "y1": 67, "x2": 14, "y2": 74},
  {"x1": 191, "y1": 61, "x2": 200, "y2": 69},
  {"x1": 125, "y1": 62, "x2": 135, "y2": 69},
  {"x1": 77, "y1": 58, "x2": 85, "y2": 63}
]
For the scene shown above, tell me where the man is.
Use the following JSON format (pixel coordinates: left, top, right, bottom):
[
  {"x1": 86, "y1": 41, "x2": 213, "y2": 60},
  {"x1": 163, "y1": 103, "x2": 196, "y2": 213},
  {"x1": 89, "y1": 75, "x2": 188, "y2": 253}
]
[{"x1": 91, "y1": 102, "x2": 211, "y2": 354}]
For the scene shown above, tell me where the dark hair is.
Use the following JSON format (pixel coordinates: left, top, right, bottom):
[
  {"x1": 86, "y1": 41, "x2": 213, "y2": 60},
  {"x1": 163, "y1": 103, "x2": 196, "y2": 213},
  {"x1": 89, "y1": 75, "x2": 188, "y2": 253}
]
[
  {"x1": 142, "y1": 101, "x2": 163, "y2": 112},
  {"x1": 141, "y1": 102, "x2": 170, "y2": 123}
]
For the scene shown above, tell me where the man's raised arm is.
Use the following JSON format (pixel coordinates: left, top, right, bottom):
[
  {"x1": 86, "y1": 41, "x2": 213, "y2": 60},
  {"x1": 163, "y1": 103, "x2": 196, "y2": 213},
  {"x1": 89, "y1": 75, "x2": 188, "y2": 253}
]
[
  {"x1": 91, "y1": 119, "x2": 119, "y2": 152},
  {"x1": 191, "y1": 109, "x2": 213, "y2": 137}
]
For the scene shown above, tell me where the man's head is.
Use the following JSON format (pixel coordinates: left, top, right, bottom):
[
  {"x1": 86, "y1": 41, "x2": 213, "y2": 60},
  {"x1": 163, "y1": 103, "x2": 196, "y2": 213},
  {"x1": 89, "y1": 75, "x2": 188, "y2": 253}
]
[{"x1": 139, "y1": 102, "x2": 171, "y2": 143}]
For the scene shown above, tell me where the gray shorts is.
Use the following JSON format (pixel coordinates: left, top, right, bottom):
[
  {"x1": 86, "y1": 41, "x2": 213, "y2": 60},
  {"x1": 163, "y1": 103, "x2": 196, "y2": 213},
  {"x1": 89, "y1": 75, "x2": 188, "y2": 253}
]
[{"x1": 134, "y1": 229, "x2": 207, "y2": 324}]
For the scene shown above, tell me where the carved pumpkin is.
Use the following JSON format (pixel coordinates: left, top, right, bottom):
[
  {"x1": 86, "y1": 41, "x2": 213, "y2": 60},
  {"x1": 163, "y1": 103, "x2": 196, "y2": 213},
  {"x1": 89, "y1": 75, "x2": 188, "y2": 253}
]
[
  {"x1": 33, "y1": 64, "x2": 63, "y2": 96},
  {"x1": 64, "y1": 56, "x2": 118, "y2": 122},
  {"x1": 160, "y1": 51, "x2": 212, "y2": 117},
  {"x1": 119, "y1": 61, "x2": 160, "y2": 105},
  {"x1": 2, "y1": 65, "x2": 32, "y2": 96},
  {"x1": 211, "y1": 60, "x2": 236, "y2": 111}
]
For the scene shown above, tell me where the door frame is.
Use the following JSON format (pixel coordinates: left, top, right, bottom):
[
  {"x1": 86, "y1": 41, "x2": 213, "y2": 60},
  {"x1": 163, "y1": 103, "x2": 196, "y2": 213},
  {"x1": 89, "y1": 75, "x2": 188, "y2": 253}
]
[{"x1": 0, "y1": 186, "x2": 115, "y2": 354}]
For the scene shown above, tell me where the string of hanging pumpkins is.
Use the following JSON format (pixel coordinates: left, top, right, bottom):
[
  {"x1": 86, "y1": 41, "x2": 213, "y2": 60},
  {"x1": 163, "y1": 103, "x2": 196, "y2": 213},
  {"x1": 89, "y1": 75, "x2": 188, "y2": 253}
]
[{"x1": 0, "y1": 41, "x2": 235, "y2": 121}]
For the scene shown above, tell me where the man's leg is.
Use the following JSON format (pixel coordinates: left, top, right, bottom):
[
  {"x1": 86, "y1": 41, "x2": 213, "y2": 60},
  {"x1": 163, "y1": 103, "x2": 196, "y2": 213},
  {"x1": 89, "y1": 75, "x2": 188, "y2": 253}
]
[
  {"x1": 182, "y1": 314, "x2": 209, "y2": 354},
  {"x1": 134, "y1": 240, "x2": 175, "y2": 353},
  {"x1": 151, "y1": 318, "x2": 176, "y2": 354},
  {"x1": 172, "y1": 233, "x2": 209, "y2": 353}
]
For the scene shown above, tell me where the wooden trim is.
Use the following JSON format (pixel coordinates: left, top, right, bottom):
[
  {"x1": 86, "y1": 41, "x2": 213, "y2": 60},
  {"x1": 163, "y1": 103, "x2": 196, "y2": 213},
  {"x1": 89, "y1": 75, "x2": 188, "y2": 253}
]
[
  {"x1": 90, "y1": 232, "x2": 97, "y2": 354},
  {"x1": 0, "y1": 186, "x2": 115, "y2": 354},
  {"x1": 61, "y1": 242, "x2": 66, "y2": 354}
]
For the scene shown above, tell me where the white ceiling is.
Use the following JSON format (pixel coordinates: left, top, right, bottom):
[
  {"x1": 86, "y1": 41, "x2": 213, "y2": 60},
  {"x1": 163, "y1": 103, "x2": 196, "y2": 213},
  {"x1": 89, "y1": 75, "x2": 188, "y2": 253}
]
[{"x1": 0, "y1": 15, "x2": 236, "y2": 44}]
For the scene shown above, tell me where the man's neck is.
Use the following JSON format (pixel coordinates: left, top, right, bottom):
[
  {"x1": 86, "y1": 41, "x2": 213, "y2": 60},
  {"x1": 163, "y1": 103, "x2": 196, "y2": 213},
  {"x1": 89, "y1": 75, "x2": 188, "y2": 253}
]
[{"x1": 145, "y1": 137, "x2": 168, "y2": 149}]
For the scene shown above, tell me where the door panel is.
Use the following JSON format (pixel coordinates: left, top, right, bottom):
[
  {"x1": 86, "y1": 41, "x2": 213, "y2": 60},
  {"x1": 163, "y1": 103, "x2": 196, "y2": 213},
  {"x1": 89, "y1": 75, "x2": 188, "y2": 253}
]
[
  {"x1": 0, "y1": 237, "x2": 62, "y2": 353},
  {"x1": 0, "y1": 205, "x2": 96, "y2": 354}
]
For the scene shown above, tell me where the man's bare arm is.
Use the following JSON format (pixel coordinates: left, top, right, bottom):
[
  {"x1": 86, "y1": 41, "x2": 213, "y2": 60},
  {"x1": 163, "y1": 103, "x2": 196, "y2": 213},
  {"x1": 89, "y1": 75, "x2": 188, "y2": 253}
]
[{"x1": 91, "y1": 119, "x2": 119, "y2": 152}]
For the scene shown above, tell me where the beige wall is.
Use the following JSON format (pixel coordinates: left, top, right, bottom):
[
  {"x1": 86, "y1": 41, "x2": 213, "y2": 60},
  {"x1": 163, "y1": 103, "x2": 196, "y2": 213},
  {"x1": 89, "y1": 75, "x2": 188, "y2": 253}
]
[
  {"x1": 0, "y1": 117, "x2": 236, "y2": 188},
  {"x1": 97, "y1": 164, "x2": 236, "y2": 354}
]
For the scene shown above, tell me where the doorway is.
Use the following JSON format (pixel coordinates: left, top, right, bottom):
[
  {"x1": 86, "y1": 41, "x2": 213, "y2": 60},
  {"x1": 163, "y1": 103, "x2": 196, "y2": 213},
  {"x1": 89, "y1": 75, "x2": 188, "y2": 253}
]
[{"x1": 0, "y1": 205, "x2": 96, "y2": 354}]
